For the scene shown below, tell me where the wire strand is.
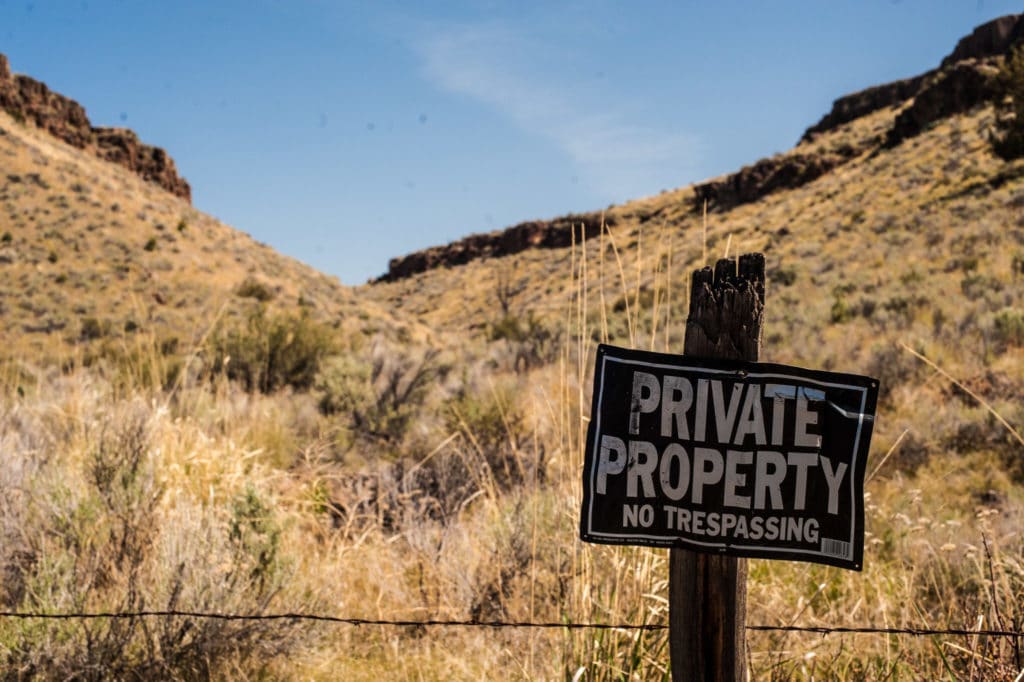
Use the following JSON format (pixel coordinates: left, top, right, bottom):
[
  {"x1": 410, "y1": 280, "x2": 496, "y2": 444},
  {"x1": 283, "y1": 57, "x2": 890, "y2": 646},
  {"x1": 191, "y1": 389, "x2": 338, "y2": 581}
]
[{"x1": 1, "y1": 611, "x2": 1022, "y2": 638}]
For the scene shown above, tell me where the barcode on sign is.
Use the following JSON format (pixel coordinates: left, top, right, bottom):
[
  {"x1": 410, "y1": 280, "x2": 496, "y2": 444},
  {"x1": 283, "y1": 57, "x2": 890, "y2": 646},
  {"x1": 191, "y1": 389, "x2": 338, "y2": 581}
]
[{"x1": 821, "y1": 538, "x2": 851, "y2": 559}]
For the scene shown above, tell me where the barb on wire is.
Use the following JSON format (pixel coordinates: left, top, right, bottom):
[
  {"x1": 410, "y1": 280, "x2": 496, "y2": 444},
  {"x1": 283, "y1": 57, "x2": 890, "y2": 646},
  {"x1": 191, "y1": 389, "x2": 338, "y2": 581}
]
[{"x1": 1, "y1": 610, "x2": 1024, "y2": 639}]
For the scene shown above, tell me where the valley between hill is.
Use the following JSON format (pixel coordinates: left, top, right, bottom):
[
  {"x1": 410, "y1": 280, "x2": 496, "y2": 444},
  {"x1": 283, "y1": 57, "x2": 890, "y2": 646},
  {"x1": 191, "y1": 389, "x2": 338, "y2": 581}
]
[{"x1": 1, "y1": 15, "x2": 1023, "y2": 680}]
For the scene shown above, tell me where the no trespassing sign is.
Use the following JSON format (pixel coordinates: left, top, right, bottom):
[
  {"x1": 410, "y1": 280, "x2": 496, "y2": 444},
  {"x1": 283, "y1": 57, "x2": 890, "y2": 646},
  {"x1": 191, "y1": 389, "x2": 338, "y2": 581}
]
[{"x1": 580, "y1": 344, "x2": 879, "y2": 570}]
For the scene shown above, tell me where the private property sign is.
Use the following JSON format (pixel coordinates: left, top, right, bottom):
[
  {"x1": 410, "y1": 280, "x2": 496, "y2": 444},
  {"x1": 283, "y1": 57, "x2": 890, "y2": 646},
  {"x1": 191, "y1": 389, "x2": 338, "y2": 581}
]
[{"x1": 580, "y1": 344, "x2": 878, "y2": 570}]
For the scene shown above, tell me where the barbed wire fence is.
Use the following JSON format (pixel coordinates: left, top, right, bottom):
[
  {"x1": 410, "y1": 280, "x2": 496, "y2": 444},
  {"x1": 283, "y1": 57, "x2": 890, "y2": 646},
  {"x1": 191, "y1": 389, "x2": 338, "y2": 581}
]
[{"x1": 1, "y1": 610, "x2": 1022, "y2": 640}]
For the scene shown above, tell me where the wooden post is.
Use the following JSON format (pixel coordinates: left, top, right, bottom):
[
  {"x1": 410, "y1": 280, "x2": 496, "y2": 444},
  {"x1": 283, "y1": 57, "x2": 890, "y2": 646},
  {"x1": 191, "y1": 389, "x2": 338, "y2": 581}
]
[{"x1": 669, "y1": 253, "x2": 765, "y2": 682}]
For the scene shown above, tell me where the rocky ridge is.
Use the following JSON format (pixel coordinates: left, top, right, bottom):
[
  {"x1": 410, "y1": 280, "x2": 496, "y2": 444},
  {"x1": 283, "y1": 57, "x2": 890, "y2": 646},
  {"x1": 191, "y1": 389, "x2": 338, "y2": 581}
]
[
  {"x1": 0, "y1": 53, "x2": 191, "y2": 202},
  {"x1": 694, "y1": 13, "x2": 1024, "y2": 214},
  {"x1": 379, "y1": 213, "x2": 611, "y2": 282},
  {"x1": 381, "y1": 13, "x2": 1024, "y2": 282}
]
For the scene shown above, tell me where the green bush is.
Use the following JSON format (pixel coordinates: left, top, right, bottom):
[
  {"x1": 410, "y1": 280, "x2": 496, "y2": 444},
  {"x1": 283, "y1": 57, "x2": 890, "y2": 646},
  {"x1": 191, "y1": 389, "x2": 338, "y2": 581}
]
[
  {"x1": 488, "y1": 312, "x2": 559, "y2": 372},
  {"x1": 830, "y1": 297, "x2": 854, "y2": 323},
  {"x1": 143, "y1": 237, "x2": 157, "y2": 252},
  {"x1": 230, "y1": 486, "x2": 282, "y2": 593},
  {"x1": 865, "y1": 343, "x2": 924, "y2": 401},
  {"x1": 80, "y1": 316, "x2": 108, "y2": 341},
  {"x1": 768, "y1": 265, "x2": 798, "y2": 286},
  {"x1": 961, "y1": 273, "x2": 1002, "y2": 301},
  {"x1": 316, "y1": 354, "x2": 372, "y2": 417},
  {"x1": 236, "y1": 277, "x2": 276, "y2": 302},
  {"x1": 0, "y1": 410, "x2": 306, "y2": 677},
  {"x1": 210, "y1": 306, "x2": 336, "y2": 393},
  {"x1": 444, "y1": 387, "x2": 539, "y2": 491},
  {"x1": 993, "y1": 308, "x2": 1024, "y2": 348},
  {"x1": 316, "y1": 345, "x2": 448, "y2": 446}
]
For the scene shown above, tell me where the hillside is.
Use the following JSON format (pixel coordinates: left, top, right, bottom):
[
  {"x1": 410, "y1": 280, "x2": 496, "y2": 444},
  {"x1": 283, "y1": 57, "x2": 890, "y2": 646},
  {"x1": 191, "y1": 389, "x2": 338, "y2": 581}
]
[
  {"x1": 364, "y1": 14, "x2": 1024, "y2": 349},
  {"x1": 0, "y1": 60, "x2": 425, "y2": 367},
  {"x1": 1, "y1": 15, "x2": 1024, "y2": 681}
]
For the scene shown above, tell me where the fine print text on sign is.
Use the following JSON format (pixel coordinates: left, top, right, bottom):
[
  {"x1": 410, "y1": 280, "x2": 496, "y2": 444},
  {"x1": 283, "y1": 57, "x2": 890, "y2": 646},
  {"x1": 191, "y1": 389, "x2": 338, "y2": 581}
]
[{"x1": 580, "y1": 344, "x2": 879, "y2": 570}]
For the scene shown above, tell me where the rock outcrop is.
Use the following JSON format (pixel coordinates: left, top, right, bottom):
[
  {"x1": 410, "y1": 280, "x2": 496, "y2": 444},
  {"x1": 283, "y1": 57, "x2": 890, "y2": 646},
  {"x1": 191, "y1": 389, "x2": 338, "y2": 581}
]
[
  {"x1": 941, "y1": 13, "x2": 1024, "y2": 68},
  {"x1": 379, "y1": 213, "x2": 609, "y2": 282},
  {"x1": 93, "y1": 127, "x2": 192, "y2": 201},
  {"x1": 887, "y1": 61, "x2": 1000, "y2": 146},
  {"x1": 801, "y1": 75, "x2": 929, "y2": 143},
  {"x1": 692, "y1": 146, "x2": 862, "y2": 213},
  {"x1": 700, "y1": 14, "x2": 1024, "y2": 215},
  {"x1": 805, "y1": 13, "x2": 1023, "y2": 145},
  {"x1": 803, "y1": 14, "x2": 1024, "y2": 144},
  {"x1": 381, "y1": 14, "x2": 1024, "y2": 281},
  {"x1": 0, "y1": 53, "x2": 190, "y2": 202}
]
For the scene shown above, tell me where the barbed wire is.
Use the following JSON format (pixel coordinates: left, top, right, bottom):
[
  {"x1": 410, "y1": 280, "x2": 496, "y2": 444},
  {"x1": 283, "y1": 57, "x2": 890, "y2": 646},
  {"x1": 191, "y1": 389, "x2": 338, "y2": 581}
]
[{"x1": 1, "y1": 610, "x2": 1022, "y2": 639}]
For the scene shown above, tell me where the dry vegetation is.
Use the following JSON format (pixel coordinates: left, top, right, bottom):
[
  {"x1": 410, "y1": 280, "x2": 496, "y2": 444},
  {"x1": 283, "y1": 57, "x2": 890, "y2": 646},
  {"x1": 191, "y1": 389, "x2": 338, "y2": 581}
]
[
  {"x1": 0, "y1": 109, "x2": 419, "y2": 364},
  {"x1": 2, "y1": 56, "x2": 1024, "y2": 680}
]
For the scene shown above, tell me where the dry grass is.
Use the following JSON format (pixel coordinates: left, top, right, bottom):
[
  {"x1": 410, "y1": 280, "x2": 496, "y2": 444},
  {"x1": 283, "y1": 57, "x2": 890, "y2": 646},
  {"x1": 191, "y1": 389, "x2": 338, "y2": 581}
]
[
  {"x1": 2, "y1": 218, "x2": 1023, "y2": 678},
  {"x1": 0, "y1": 110, "x2": 419, "y2": 364},
  {"x1": 2, "y1": 65, "x2": 1024, "y2": 679}
]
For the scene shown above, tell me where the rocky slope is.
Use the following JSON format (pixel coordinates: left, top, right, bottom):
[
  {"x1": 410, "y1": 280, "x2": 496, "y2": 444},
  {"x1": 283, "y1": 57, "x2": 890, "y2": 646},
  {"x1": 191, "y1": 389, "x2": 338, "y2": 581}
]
[
  {"x1": 363, "y1": 14, "x2": 1024, "y2": 364},
  {"x1": 377, "y1": 13, "x2": 1024, "y2": 282},
  {"x1": 0, "y1": 105, "x2": 419, "y2": 362},
  {"x1": 0, "y1": 53, "x2": 191, "y2": 201}
]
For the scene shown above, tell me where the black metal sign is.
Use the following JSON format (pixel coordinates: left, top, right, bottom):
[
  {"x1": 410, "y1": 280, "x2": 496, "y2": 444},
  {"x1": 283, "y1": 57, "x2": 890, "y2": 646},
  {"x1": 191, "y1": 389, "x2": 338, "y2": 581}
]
[{"x1": 580, "y1": 344, "x2": 878, "y2": 570}]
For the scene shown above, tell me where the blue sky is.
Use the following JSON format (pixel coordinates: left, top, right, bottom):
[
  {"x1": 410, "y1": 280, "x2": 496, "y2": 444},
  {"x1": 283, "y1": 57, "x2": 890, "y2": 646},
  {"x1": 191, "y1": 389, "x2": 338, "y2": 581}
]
[{"x1": 2, "y1": 1, "x2": 1020, "y2": 283}]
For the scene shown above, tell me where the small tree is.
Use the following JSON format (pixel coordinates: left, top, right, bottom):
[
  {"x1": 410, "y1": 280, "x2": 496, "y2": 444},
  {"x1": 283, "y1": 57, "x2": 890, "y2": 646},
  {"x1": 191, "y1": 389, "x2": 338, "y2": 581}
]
[{"x1": 494, "y1": 260, "x2": 524, "y2": 316}]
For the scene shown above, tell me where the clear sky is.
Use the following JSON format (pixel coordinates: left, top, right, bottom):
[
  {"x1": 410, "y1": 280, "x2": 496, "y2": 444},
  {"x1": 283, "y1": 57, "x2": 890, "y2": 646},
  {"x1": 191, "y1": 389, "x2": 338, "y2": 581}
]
[{"x1": 2, "y1": 1, "x2": 1020, "y2": 283}]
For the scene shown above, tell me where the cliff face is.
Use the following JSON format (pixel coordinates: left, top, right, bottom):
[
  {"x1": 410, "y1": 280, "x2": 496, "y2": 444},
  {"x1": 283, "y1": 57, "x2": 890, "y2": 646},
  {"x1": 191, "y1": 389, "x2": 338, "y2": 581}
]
[
  {"x1": 941, "y1": 13, "x2": 1024, "y2": 68},
  {"x1": 801, "y1": 75, "x2": 928, "y2": 143},
  {"x1": 0, "y1": 53, "x2": 191, "y2": 202},
  {"x1": 92, "y1": 127, "x2": 192, "y2": 201},
  {"x1": 379, "y1": 213, "x2": 609, "y2": 282}
]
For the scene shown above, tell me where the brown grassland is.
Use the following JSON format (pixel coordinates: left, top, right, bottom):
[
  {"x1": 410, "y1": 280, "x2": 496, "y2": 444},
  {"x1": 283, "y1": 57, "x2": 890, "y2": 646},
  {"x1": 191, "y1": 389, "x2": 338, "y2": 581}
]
[{"x1": 2, "y1": 61, "x2": 1024, "y2": 680}]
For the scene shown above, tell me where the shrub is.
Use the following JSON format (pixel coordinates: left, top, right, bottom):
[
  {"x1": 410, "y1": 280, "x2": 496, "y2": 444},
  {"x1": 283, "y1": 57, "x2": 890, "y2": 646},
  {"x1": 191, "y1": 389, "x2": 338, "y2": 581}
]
[
  {"x1": 0, "y1": 406, "x2": 307, "y2": 677},
  {"x1": 961, "y1": 273, "x2": 1002, "y2": 301},
  {"x1": 830, "y1": 296, "x2": 854, "y2": 323},
  {"x1": 858, "y1": 297, "x2": 877, "y2": 319},
  {"x1": 229, "y1": 486, "x2": 282, "y2": 593},
  {"x1": 992, "y1": 308, "x2": 1024, "y2": 348},
  {"x1": 865, "y1": 343, "x2": 924, "y2": 400},
  {"x1": 882, "y1": 295, "x2": 926, "y2": 325},
  {"x1": 316, "y1": 354, "x2": 372, "y2": 418},
  {"x1": 316, "y1": 343, "x2": 449, "y2": 446},
  {"x1": 210, "y1": 306, "x2": 336, "y2": 393},
  {"x1": 143, "y1": 237, "x2": 157, "y2": 252},
  {"x1": 612, "y1": 287, "x2": 656, "y2": 313},
  {"x1": 768, "y1": 265, "x2": 797, "y2": 286},
  {"x1": 236, "y1": 277, "x2": 275, "y2": 302},
  {"x1": 80, "y1": 316, "x2": 108, "y2": 341},
  {"x1": 445, "y1": 387, "x2": 540, "y2": 492},
  {"x1": 488, "y1": 312, "x2": 559, "y2": 372}
]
